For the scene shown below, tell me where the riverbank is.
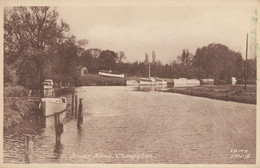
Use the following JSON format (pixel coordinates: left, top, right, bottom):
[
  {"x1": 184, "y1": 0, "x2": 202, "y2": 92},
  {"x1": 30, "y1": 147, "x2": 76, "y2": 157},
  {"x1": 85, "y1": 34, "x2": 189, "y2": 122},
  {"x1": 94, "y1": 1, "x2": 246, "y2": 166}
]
[
  {"x1": 78, "y1": 74, "x2": 127, "y2": 86},
  {"x1": 4, "y1": 97, "x2": 39, "y2": 130},
  {"x1": 3, "y1": 86, "x2": 75, "y2": 130},
  {"x1": 165, "y1": 84, "x2": 256, "y2": 104}
]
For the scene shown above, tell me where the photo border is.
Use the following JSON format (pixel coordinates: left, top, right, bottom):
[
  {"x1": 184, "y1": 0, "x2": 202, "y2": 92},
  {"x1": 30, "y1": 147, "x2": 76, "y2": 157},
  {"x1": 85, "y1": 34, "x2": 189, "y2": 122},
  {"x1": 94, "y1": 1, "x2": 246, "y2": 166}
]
[{"x1": 0, "y1": 0, "x2": 259, "y2": 168}]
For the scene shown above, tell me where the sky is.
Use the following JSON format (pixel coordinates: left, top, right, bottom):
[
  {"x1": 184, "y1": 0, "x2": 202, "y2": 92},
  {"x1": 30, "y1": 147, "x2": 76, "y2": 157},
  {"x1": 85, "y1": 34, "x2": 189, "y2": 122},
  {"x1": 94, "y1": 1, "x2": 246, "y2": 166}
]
[{"x1": 57, "y1": 2, "x2": 258, "y2": 64}]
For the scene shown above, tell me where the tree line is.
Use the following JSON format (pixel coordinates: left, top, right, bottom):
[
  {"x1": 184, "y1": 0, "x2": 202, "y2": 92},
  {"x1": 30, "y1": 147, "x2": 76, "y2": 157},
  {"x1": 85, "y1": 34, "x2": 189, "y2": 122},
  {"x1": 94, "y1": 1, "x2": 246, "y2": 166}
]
[
  {"x1": 79, "y1": 45, "x2": 256, "y2": 85},
  {"x1": 4, "y1": 7, "x2": 256, "y2": 89}
]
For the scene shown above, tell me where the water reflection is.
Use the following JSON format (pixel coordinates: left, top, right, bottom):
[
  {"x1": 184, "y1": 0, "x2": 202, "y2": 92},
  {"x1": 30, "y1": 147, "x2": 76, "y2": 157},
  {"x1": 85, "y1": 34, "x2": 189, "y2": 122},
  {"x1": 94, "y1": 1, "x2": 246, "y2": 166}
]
[
  {"x1": 129, "y1": 85, "x2": 170, "y2": 92},
  {"x1": 53, "y1": 143, "x2": 63, "y2": 159},
  {"x1": 4, "y1": 109, "x2": 69, "y2": 163}
]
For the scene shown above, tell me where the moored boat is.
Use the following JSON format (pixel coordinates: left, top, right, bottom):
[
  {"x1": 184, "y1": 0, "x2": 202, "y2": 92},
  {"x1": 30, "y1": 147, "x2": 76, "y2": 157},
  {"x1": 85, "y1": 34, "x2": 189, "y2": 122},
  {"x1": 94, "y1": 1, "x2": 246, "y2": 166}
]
[
  {"x1": 99, "y1": 70, "x2": 125, "y2": 78},
  {"x1": 140, "y1": 77, "x2": 156, "y2": 85},
  {"x1": 202, "y1": 78, "x2": 214, "y2": 85},
  {"x1": 173, "y1": 78, "x2": 200, "y2": 87},
  {"x1": 39, "y1": 97, "x2": 67, "y2": 117},
  {"x1": 42, "y1": 79, "x2": 54, "y2": 89},
  {"x1": 126, "y1": 80, "x2": 139, "y2": 86},
  {"x1": 155, "y1": 78, "x2": 167, "y2": 85}
]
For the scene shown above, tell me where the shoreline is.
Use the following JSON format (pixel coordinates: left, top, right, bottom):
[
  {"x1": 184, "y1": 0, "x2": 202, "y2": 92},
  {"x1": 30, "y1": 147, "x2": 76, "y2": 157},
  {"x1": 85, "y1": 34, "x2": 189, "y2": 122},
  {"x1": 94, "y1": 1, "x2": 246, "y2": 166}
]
[
  {"x1": 164, "y1": 85, "x2": 256, "y2": 105},
  {"x1": 3, "y1": 87, "x2": 75, "y2": 131}
]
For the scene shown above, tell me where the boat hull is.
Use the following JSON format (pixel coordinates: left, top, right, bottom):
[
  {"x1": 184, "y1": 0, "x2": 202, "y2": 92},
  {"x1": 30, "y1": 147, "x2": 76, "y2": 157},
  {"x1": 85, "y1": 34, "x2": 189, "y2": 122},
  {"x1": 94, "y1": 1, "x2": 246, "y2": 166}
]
[
  {"x1": 155, "y1": 80, "x2": 167, "y2": 85},
  {"x1": 140, "y1": 81, "x2": 155, "y2": 85},
  {"x1": 40, "y1": 97, "x2": 67, "y2": 117},
  {"x1": 126, "y1": 80, "x2": 139, "y2": 86},
  {"x1": 99, "y1": 71, "x2": 125, "y2": 78},
  {"x1": 41, "y1": 101, "x2": 67, "y2": 117},
  {"x1": 43, "y1": 85, "x2": 53, "y2": 89}
]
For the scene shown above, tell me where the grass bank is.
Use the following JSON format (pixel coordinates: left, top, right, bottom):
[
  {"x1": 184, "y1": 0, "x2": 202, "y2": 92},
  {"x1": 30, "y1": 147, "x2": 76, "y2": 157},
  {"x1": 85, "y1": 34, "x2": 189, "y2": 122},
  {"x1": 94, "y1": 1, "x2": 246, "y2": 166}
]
[
  {"x1": 165, "y1": 85, "x2": 256, "y2": 104},
  {"x1": 4, "y1": 97, "x2": 40, "y2": 130},
  {"x1": 3, "y1": 86, "x2": 75, "y2": 131},
  {"x1": 78, "y1": 74, "x2": 127, "y2": 86}
]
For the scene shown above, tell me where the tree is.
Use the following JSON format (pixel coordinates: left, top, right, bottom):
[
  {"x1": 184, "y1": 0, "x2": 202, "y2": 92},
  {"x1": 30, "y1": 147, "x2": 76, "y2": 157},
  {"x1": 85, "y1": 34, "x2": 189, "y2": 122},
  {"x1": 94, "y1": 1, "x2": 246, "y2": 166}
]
[
  {"x1": 88, "y1": 48, "x2": 101, "y2": 58},
  {"x1": 117, "y1": 51, "x2": 126, "y2": 63},
  {"x1": 144, "y1": 53, "x2": 149, "y2": 65},
  {"x1": 4, "y1": 7, "x2": 71, "y2": 88},
  {"x1": 180, "y1": 49, "x2": 192, "y2": 66},
  {"x1": 152, "y1": 50, "x2": 156, "y2": 64},
  {"x1": 4, "y1": 63, "x2": 17, "y2": 85},
  {"x1": 193, "y1": 43, "x2": 244, "y2": 83},
  {"x1": 79, "y1": 49, "x2": 98, "y2": 73},
  {"x1": 17, "y1": 49, "x2": 42, "y2": 88},
  {"x1": 98, "y1": 50, "x2": 118, "y2": 70}
]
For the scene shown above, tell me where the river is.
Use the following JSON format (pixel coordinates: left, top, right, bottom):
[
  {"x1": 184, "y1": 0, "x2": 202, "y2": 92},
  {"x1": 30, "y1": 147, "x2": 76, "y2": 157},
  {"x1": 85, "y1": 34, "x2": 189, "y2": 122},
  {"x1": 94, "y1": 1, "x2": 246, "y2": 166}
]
[{"x1": 3, "y1": 86, "x2": 256, "y2": 164}]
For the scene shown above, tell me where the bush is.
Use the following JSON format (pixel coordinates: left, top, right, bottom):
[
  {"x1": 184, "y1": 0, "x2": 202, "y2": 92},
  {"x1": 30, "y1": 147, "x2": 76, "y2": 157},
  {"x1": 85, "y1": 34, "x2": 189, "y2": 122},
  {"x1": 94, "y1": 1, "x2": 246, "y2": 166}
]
[{"x1": 4, "y1": 86, "x2": 28, "y2": 97}]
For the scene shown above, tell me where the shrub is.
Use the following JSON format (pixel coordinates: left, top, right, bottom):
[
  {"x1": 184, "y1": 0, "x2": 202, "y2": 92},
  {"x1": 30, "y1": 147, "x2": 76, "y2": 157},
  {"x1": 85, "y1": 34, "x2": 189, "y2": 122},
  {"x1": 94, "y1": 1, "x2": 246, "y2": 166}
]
[{"x1": 4, "y1": 86, "x2": 28, "y2": 97}]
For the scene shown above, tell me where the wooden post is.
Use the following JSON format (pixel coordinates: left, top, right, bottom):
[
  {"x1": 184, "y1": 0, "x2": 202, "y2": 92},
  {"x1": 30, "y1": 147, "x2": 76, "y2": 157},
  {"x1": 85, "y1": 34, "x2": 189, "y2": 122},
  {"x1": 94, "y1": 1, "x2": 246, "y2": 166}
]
[
  {"x1": 54, "y1": 113, "x2": 63, "y2": 144},
  {"x1": 28, "y1": 90, "x2": 32, "y2": 97},
  {"x1": 75, "y1": 95, "x2": 78, "y2": 118},
  {"x1": 24, "y1": 134, "x2": 34, "y2": 163},
  {"x1": 71, "y1": 94, "x2": 75, "y2": 114},
  {"x1": 52, "y1": 89, "x2": 55, "y2": 98},
  {"x1": 77, "y1": 98, "x2": 83, "y2": 128}
]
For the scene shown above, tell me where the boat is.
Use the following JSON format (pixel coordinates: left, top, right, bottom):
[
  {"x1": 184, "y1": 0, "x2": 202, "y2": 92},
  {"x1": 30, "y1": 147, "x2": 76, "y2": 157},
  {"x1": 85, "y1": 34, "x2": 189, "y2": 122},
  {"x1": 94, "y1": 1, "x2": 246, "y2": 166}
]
[
  {"x1": 173, "y1": 78, "x2": 200, "y2": 87},
  {"x1": 139, "y1": 62, "x2": 167, "y2": 85},
  {"x1": 39, "y1": 97, "x2": 67, "y2": 117},
  {"x1": 201, "y1": 79, "x2": 214, "y2": 85},
  {"x1": 140, "y1": 77, "x2": 156, "y2": 85},
  {"x1": 99, "y1": 70, "x2": 125, "y2": 78},
  {"x1": 187, "y1": 79, "x2": 200, "y2": 86},
  {"x1": 42, "y1": 79, "x2": 54, "y2": 89},
  {"x1": 126, "y1": 80, "x2": 139, "y2": 86},
  {"x1": 155, "y1": 78, "x2": 167, "y2": 85}
]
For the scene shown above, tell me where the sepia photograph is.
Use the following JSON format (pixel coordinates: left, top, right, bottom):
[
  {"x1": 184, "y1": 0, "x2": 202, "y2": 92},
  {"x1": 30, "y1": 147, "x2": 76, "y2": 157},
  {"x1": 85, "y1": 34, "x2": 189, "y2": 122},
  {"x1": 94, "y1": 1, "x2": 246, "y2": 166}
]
[{"x1": 1, "y1": 0, "x2": 259, "y2": 167}]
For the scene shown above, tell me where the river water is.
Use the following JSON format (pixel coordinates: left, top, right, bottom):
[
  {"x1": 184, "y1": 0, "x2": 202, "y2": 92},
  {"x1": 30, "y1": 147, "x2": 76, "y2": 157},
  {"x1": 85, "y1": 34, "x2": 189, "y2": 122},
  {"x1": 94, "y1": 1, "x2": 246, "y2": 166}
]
[{"x1": 3, "y1": 86, "x2": 256, "y2": 164}]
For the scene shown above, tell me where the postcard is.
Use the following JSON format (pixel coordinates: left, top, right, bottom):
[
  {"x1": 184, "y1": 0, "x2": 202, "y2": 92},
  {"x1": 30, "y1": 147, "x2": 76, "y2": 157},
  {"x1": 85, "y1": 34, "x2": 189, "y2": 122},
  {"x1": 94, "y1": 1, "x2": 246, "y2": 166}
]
[{"x1": 1, "y1": 0, "x2": 259, "y2": 168}]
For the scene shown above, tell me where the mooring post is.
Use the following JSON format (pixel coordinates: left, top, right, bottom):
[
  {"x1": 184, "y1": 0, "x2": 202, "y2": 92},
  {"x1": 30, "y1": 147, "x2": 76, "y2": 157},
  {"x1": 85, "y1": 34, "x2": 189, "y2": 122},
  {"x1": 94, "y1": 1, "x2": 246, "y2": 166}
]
[
  {"x1": 54, "y1": 112, "x2": 63, "y2": 145},
  {"x1": 52, "y1": 89, "x2": 55, "y2": 98},
  {"x1": 71, "y1": 94, "x2": 75, "y2": 114},
  {"x1": 24, "y1": 134, "x2": 35, "y2": 163},
  {"x1": 77, "y1": 98, "x2": 83, "y2": 128},
  {"x1": 75, "y1": 95, "x2": 78, "y2": 118},
  {"x1": 28, "y1": 89, "x2": 32, "y2": 97}
]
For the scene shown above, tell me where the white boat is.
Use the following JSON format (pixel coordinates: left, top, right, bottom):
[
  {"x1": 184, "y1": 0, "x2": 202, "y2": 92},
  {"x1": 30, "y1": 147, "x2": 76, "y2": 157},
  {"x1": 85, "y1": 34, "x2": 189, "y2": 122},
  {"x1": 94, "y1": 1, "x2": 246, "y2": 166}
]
[
  {"x1": 42, "y1": 79, "x2": 54, "y2": 89},
  {"x1": 202, "y1": 79, "x2": 214, "y2": 85},
  {"x1": 155, "y1": 78, "x2": 167, "y2": 85},
  {"x1": 174, "y1": 78, "x2": 200, "y2": 87},
  {"x1": 126, "y1": 80, "x2": 139, "y2": 86},
  {"x1": 39, "y1": 97, "x2": 67, "y2": 117},
  {"x1": 140, "y1": 77, "x2": 156, "y2": 85},
  {"x1": 187, "y1": 79, "x2": 200, "y2": 86},
  {"x1": 99, "y1": 70, "x2": 125, "y2": 78}
]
